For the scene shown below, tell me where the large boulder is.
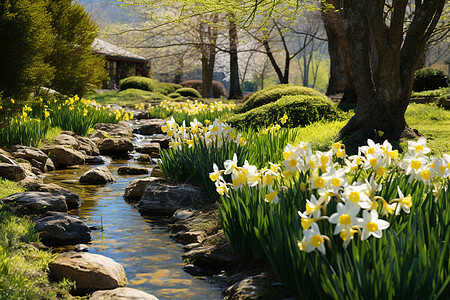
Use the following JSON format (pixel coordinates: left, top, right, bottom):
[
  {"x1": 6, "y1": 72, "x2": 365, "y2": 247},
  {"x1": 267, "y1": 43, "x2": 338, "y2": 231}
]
[
  {"x1": 137, "y1": 181, "x2": 202, "y2": 215},
  {"x1": 10, "y1": 145, "x2": 48, "y2": 162},
  {"x1": 41, "y1": 145, "x2": 85, "y2": 168},
  {"x1": 133, "y1": 119, "x2": 166, "y2": 135},
  {"x1": 93, "y1": 121, "x2": 132, "y2": 137},
  {"x1": 35, "y1": 213, "x2": 91, "y2": 245},
  {"x1": 90, "y1": 288, "x2": 159, "y2": 300},
  {"x1": 96, "y1": 138, "x2": 134, "y2": 154},
  {"x1": 54, "y1": 134, "x2": 80, "y2": 149},
  {"x1": 134, "y1": 143, "x2": 160, "y2": 155},
  {"x1": 0, "y1": 191, "x2": 68, "y2": 215},
  {"x1": 23, "y1": 182, "x2": 82, "y2": 209},
  {"x1": 77, "y1": 136, "x2": 100, "y2": 156},
  {"x1": 123, "y1": 177, "x2": 166, "y2": 202},
  {"x1": 0, "y1": 163, "x2": 26, "y2": 181},
  {"x1": 79, "y1": 166, "x2": 116, "y2": 184},
  {"x1": 49, "y1": 252, "x2": 127, "y2": 292},
  {"x1": 182, "y1": 244, "x2": 236, "y2": 274}
]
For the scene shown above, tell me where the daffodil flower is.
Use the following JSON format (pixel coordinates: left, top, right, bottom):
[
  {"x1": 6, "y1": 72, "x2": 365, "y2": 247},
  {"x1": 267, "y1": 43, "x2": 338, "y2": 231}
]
[
  {"x1": 301, "y1": 223, "x2": 328, "y2": 255},
  {"x1": 358, "y1": 210, "x2": 390, "y2": 240},
  {"x1": 329, "y1": 202, "x2": 360, "y2": 236},
  {"x1": 390, "y1": 186, "x2": 412, "y2": 215}
]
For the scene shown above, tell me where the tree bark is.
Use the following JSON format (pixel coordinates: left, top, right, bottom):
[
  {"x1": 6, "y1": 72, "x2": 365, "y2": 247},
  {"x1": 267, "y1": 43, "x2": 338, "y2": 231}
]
[
  {"x1": 199, "y1": 14, "x2": 219, "y2": 98},
  {"x1": 228, "y1": 15, "x2": 243, "y2": 99},
  {"x1": 321, "y1": 0, "x2": 356, "y2": 102},
  {"x1": 336, "y1": 0, "x2": 445, "y2": 145}
]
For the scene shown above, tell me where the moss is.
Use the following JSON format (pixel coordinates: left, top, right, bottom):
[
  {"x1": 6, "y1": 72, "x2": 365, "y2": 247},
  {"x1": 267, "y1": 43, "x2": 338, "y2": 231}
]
[
  {"x1": 175, "y1": 87, "x2": 201, "y2": 98},
  {"x1": 119, "y1": 76, "x2": 155, "y2": 92},
  {"x1": 226, "y1": 94, "x2": 340, "y2": 129},
  {"x1": 235, "y1": 84, "x2": 329, "y2": 114},
  {"x1": 168, "y1": 92, "x2": 182, "y2": 99},
  {"x1": 154, "y1": 82, "x2": 182, "y2": 95}
]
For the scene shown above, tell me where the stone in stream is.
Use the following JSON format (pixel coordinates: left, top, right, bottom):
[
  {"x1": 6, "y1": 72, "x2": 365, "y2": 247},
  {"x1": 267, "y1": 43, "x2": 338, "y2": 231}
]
[
  {"x1": 137, "y1": 180, "x2": 202, "y2": 216},
  {"x1": 117, "y1": 166, "x2": 148, "y2": 175},
  {"x1": 136, "y1": 154, "x2": 152, "y2": 163},
  {"x1": 93, "y1": 121, "x2": 132, "y2": 137},
  {"x1": 54, "y1": 134, "x2": 80, "y2": 149},
  {"x1": 90, "y1": 287, "x2": 159, "y2": 300},
  {"x1": 132, "y1": 119, "x2": 166, "y2": 135},
  {"x1": 79, "y1": 166, "x2": 116, "y2": 184},
  {"x1": 0, "y1": 163, "x2": 26, "y2": 181},
  {"x1": 172, "y1": 230, "x2": 207, "y2": 245},
  {"x1": 85, "y1": 155, "x2": 110, "y2": 165},
  {"x1": 49, "y1": 252, "x2": 127, "y2": 292},
  {"x1": 41, "y1": 145, "x2": 85, "y2": 169},
  {"x1": 134, "y1": 143, "x2": 160, "y2": 155},
  {"x1": 150, "y1": 166, "x2": 164, "y2": 178},
  {"x1": 34, "y1": 212, "x2": 91, "y2": 246},
  {"x1": 0, "y1": 191, "x2": 68, "y2": 215},
  {"x1": 182, "y1": 244, "x2": 237, "y2": 274},
  {"x1": 223, "y1": 273, "x2": 275, "y2": 300},
  {"x1": 96, "y1": 138, "x2": 134, "y2": 155},
  {"x1": 123, "y1": 177, "x2": 165, "y2": 202},
  {"x1": 23, "y1": 181, "x2": 82, "y2": 209},
  {"x1": 77, "y1": 136, "x2": 100, "y2": 156}
]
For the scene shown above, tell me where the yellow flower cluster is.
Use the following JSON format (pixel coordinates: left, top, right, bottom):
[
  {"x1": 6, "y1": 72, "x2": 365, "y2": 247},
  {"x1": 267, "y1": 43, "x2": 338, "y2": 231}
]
[
  {"x1": 155, "y1": 100, "x2": 235, "y2": 115},
  {"x1": 261, "y1": 113, "x2": 288, "y2": 134},
  {"x1": 211, "y1": 138, "x2": 450, "y2": 255},
  {"x1": 162, "y1": 117, "x2": 246, "y2": 150},
  {"x1": 114, "y1": 108, "x2": 133, "y2": 121}
]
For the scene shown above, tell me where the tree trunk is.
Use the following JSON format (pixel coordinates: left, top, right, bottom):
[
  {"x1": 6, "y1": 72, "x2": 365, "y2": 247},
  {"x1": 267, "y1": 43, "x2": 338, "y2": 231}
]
[
  {"x1": 337, "y1": 0, "x2": 445, "y2": 145},
  {"x1": 263, "y1": 40, "x2": 289, "y2": 84},
  {"x1": 322, "y1": 0, "x2": 356, "y2": 102},
  {"x1": 228, "y1": 16, "x2": 243, "y2": 99},
  {"x1": 199, "y1": 14, "x2": 219, "y2": 98}
]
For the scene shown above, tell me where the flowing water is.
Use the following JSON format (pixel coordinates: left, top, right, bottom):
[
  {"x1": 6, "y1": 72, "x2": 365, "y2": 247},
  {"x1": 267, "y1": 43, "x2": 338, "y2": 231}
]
[{"x1": 44, "y1": 134, "x2": 223, "y2": 299}]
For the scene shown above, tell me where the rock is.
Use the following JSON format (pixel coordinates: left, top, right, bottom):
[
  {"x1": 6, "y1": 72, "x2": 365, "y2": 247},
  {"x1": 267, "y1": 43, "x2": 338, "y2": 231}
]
[
  {"x1": 93, "y1": 121, "x2": 132, "y2": 137},
  {"x1": 172, "y1": 230, "x2": 207, "y2": 245},
  {"x1": 151, "y1": 138, "x2": 170, "y2": 149},
  {"x1": 135, "y1": 143, "x2": 160, "y2": 155},
  {"x1": 41, "y1": 145, "x2": 85, "y2": 168},
  {"x1": 134, "y1": 111, "x2": 150, "y2": 119},
  {"x1": 74, "y1": 244, "x2": 89, "y2": 252},
  {"x1": 90, "y1": 130, "x2": 108, "y2": 140},
  {"x1": 117, "y1": 166, "x2": 148, "y2": 175},
  {"x1": 77, "y1": 136, "x2": 100, "y2": 156},
  {"x1": 137, "y1": 181, "x2": 202, "y2": 215},
  {"x1": 133, "y1": 119, "x2": 166, "y2": 135},
  {"x1": 49, "y1": 252, "x2": 127, "y2": 292},
  {"x1": 60, "y1": 130, "x2": 76, "y2": 136},
  {"x1": 10, "y1": 146, "x2": 48, "y2": 165},
  {"x1": 45, "y1": 158, "x2": 56, "y2": 171},
  {"x1": 170, "y1": 208, "x2": 195, "y2": 222},
  {"x1": 97, "y1": 138, "x2": 134, "y2": 154},
  {"x1": 183, "y1": 243, "x2": 202, "y2": 252},
  {"x1": 123, "y1": 177, "x2": 165, "y2": 201},
  {"x1": 23, "y1": 182, "x2": 82, "y2": 209},
  {"x1": 79, "y1": 166, "x2": 116, "y2": 184},
  {"x1": 90, "y1": 288, "x2": 159, "y2": 300},
  {"x1": 0, "y1": 153, "x2": 17, "y2": 165},
  {"x1": 85, "y1": 155, "x2": 110, "y2": 165},
  {"x1": 137, "y1": 154, "x2": 152, "y2": 164},
  {"x1": 183, "y1": 264, "x2": 208, "y2": 277},
  {"x1": 223, "y1": 274, "x2": 274, "y2": 300},
  {"x1": 35, "y1": 213, "x2": 91, "y2": 246},
  {"x1": 182, "y1": 244, "x2": 236, "y2": 273},
  {"x1": 0, "y1": 163, "x2": 26, "y2": 181},
  {"x1": 55, "y1": 134, "x2": 80, "y2": 149},
  {"x1": 150, "y1": 167, "x2": 164, "y2": 178},
  {"x1": 0, "y1": 191, "x2": 68, "y2": 215},
  {"x1": 170, "y1": 223, "x2": 189, "y2": 233}
]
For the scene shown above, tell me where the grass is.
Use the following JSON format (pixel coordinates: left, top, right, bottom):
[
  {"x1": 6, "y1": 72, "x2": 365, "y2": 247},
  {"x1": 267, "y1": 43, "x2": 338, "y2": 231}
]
[
  {"x1": 86, "y1": 88, "x2": 170, "y2": 106},
  {"x1": 411, "y1": 87, "x2": 450, "y2": 98}
]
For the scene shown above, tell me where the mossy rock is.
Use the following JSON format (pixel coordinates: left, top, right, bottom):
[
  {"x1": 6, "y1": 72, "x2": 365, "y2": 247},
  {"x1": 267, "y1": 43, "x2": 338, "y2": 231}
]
[
  {"x1": 119, "y1": 76, "x2": 155, "y2": 92},
  {"x1": 225, "y1": 94, "x2": 340, "y2": 129},
  {"x1": 175, "y1": 87, "x2": 201, "y2": 98},
  {"x1": 234, "y1": 84, "x2": 328, "y2": 114},
  {"x1": 154, "y1": 82, "x2": 183, "y2": 95}
]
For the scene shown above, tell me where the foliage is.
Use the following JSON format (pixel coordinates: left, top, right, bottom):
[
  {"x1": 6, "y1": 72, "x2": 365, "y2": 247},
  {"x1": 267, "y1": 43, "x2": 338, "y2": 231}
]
[
  {"x1": 235, "y1": 84, "x2": 329, "y2": 114},
  {"x1": 411, "y1": 87, "x2": 450, "y2": 99},
  {"x1": 413, "y1": 68, "x2": 449, "y2": 92},
  {"x1": 0, "y1": 179, "x2": 24, "y2": 199},
  {"x1": 46, "y1": 0, "x2": 108, "y2": 96},
  {"x1": 154, "y1": 82, "x2": 182, "y2": 95},
  {"x1": 226, "y1": 94, "x2": 341, "y2": 129},
  {"x1": 175, "y1": 87, "x2": 201, "y2": 98},
  {"x1": 87, "y1": 89, "x2": 171, "y2": 106},
  {"x1": 119, "y1": 76, "x2": 155, "y2": 92},
  {"x1": 0, "y1": 0, "x2": 54, "y2": 104},
  {"x1": 180, "y1": 80, "x2": 228, "y2": 98},
  {"x1": 168, "y1": 92, "x2": 182, "y2": 99}
]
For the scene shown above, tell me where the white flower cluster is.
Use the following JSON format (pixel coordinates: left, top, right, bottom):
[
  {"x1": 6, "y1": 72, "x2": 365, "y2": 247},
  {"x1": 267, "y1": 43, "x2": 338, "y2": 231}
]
[
  {"x1": 162, "y1": 117, "x2": 246, "y2": 149},
  {"x1": 157, "y1": 100, "x2": 235, "y2": 115}
]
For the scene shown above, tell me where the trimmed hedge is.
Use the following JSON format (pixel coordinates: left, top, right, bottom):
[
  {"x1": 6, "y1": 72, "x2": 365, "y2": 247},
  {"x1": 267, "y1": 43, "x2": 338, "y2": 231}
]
[
  {"x1": 179, "y1": 80, "x2": 228, "y2": 98},
  {"x1": 168, "y1": 92, "x2": 182, "y2": 99},
  {"x1": 413, "y1": 68, "x2": 449, "y2": 92},
  {"x1": 119, "y1": 76, "x2": 155, "y2": 92},
  {"x1": 155, "y1": 82, "x2": 182, "y2": 95},
  {"x1": 234, "y1": 84, "x2": 329, "y2": 114},
  {"x1": 175, "y1": 87, "x2": 201, "y2": 98},
  {"x1": 225, "y1": 94, "x2": 340, "y2": 129}
]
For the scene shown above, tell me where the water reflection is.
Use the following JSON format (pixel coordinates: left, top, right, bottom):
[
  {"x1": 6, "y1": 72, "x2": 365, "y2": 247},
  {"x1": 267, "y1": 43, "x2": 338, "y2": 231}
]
[{"x1": 44, "y1": 160, "x2": 222, "y2": 299}]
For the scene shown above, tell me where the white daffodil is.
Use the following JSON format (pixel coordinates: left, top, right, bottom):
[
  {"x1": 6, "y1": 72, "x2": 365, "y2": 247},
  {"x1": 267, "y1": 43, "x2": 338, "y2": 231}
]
[
  {"x1": 391, "y1": 186, "x2": 412, "y2": 215},
  {"x1": 343, "y1": 184, "x2": 372, "y2": 209},
  {"x1": 302, "y1": 223, "x2": 327, "y2": 255},
  {"x1": 329, "y1": 202, "x2": 360, "y2": 236},
  {"x1": 209, "y1": 163, "x2": 224, "y2": 182},
  {"x1": 408, "y1": 136, "x2": 431, "y2": 156},
  {"x1": 265, "y1": 188, "x2": 280, "y2": 204},
  {"x1": 224, "y1": 153, "x2": 239, "y2": 175},
  {"x1": 400, "y1": 153, "x2": 430, "y2": 180},
  {"x1": 322, "y1": 167, "x2": 347, "y2": 192},
  {"x1": 358, "y1": 210, "x2": 390, "y2": 240},
  {"x1": 309, "y1": 171, "x2": 327, "y2": 190},
  {"x1": 359, "y1": 139, "x2": 381, "y2": 156},
  {"x1": 304, "y1": 194, "x2": 324, "y2": 218}
]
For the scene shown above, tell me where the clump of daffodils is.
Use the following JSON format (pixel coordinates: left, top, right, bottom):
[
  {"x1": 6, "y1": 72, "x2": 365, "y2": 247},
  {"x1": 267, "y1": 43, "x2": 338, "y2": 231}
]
[
  {"x1": 153, "y1": 99, "x2": 235, "y2": 115},
  {"x1": 162, "y1": 117, "x2": 246, "y2": 149},
  {"x1": 212, "y1": 137, "x2": 450, "y2": 255}
]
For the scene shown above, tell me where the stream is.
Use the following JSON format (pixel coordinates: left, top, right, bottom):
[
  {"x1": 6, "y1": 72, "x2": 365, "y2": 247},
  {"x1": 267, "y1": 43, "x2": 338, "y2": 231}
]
[{"x1": 43, "y1": 131, "x2": 223, "y2": 299}]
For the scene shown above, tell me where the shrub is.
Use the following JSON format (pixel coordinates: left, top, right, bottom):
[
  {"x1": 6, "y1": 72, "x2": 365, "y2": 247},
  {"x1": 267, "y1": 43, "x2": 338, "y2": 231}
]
[
  {"x1": 119, "y1": 76, "x2": 155, "y2": 92},
  {"x1": 154, "y1": 82, "x2": 182, "y2": 95},
  {"x1": 235, "y1": 84, "x2": 329, "y2": 114},
  {"x1": 179, "y1": 80, "x2": 228, "y2": 98},
  {"x1": 413, "y1": 68, "x2": 449, "y2": 92},
  {"x1": 225, "y1": 94, "x2": 340, "y2": 129},
  {"x1": 175, "y1": 87, "x2": 201, "y2": 98},
  {"x1": 168, "y1": 92, "x2": 182, "y2": 99}
]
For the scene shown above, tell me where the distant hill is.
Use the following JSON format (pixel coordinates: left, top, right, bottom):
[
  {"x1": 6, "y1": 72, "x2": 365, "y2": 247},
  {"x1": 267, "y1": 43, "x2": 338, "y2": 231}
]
[{"x1": 76, "y1": 0, "x2": 145, "y2": 26}]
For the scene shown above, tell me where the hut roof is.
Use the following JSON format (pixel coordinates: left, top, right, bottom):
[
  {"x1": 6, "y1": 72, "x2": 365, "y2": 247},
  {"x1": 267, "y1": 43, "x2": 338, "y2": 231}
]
[{"x1": 92, "y1": 38, "x2": 147, "y2": 63}]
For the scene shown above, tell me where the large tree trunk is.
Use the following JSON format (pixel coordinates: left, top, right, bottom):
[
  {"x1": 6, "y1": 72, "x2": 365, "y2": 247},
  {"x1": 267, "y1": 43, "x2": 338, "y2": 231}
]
[
  {"x1": 228, "y1": 16, "x2": 243, "y2": 99},
  {"x1": 337, "y1": 0, "x2": 445, "y2": 145},
  {"x1": 199, "y1": 14, "x2": 219, "y2": 98},
  {"x1": 322, "y1": 0, "x2": 356, "y2": 102}
]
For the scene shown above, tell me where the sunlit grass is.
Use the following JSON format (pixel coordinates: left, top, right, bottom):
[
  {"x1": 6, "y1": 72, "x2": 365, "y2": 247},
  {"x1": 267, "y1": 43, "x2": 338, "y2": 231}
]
[{"x1": 86, "y1": 88, "x2": 170, "y2": 106}]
